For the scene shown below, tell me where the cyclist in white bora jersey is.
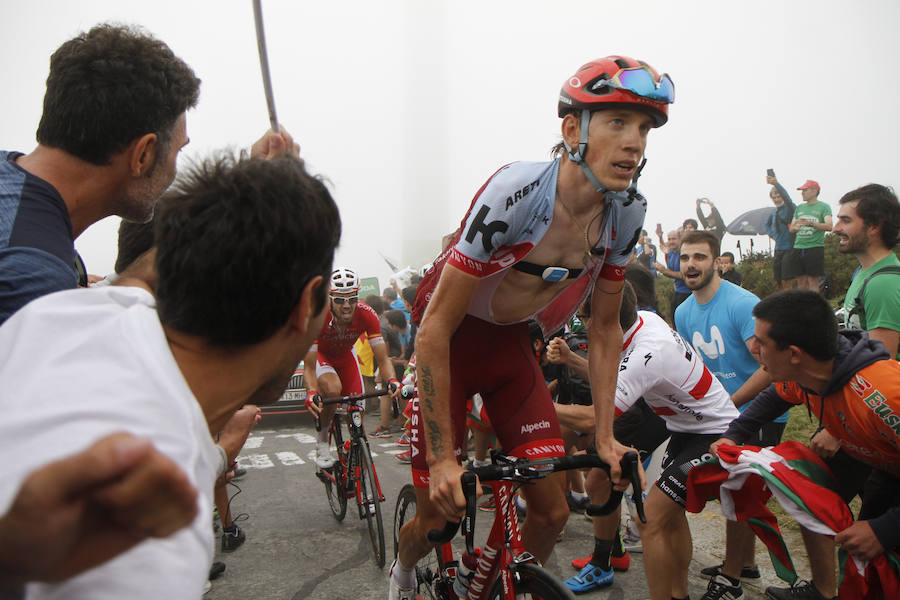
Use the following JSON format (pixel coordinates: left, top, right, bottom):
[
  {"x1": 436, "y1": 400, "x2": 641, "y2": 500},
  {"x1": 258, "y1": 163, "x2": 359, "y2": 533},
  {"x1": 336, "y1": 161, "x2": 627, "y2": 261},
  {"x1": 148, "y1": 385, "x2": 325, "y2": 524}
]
[{"x1": 551, "y1": 282, "x2": 738, "y2": 600}]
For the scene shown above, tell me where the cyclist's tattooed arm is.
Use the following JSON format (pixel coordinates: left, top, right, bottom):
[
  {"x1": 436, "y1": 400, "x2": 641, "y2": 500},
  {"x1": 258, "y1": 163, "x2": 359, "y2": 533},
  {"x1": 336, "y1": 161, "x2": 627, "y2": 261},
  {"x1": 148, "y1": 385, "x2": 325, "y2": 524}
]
[
  {"x1": 418, "y1": 366, "x2": 444, "y2": 456},
  {"x1": 415, "y1": 265, "x2": 480, "y2": 519}
]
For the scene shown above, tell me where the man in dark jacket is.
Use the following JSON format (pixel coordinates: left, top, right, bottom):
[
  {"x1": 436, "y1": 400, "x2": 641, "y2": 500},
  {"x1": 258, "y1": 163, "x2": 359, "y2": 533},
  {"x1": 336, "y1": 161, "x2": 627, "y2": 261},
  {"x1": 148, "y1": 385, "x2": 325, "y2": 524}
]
[{"x1": 711, "y1": 290, "x2": 900, "y2": 600}]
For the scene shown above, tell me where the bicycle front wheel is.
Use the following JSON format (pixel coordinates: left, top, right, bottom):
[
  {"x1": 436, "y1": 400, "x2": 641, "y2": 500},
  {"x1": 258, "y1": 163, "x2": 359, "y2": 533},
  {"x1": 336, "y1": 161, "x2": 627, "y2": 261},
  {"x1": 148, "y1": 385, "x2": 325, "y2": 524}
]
[
  {"x1": 489, "y1": 561, "x2": 574, "y2": 600},
  {"x1": 325, "y1": 420, "x2": 348, "y2": 521},
  {"x1": 359, "y1": 442, "x2": 386, "y2": 567},
  {"x1": 392, "y1": 485, "x2": 446, "y2": 600}
]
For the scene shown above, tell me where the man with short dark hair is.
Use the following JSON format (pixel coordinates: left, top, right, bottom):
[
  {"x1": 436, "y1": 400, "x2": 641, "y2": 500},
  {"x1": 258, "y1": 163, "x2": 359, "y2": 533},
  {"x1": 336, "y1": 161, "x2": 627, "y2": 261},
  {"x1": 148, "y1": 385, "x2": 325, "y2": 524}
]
[
  {"x1": 712, "y1": 290, "x2": 900, "y2": 600},
  {"x1": 0, "y1": 154, "x2": 340, "y2": 597},
  {"x1": 717, "y1": 251, "x2": 742, "y2": 286},
  {"x1": 675, "y1": 230, "x2": 785, "y2": 600},
  {"x1": 789, "y1": 180, "x2": 832, "y2": 292},
  {"x1": 0, "y1": 23, "x2": 295, "y2": 325},
  {"x1": 834, "y1": 183, "x2": 900, "y2": 359},
  {"x1": 551, "y1": 282, "x2": 739, "y2": 599}
]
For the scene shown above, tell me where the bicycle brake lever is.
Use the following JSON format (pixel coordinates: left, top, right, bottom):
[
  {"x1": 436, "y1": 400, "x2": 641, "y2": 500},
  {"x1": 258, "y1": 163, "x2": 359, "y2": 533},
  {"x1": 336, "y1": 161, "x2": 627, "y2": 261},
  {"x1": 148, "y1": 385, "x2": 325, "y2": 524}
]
[
  {"x1": 623, "y1": 451, "x2": 646, "y2": 524},
  {"x1": 307, "y1": 394, "x2": 322, "y2": 432},
  {"x1": 461, "y1": 471, "x2": 477, "y2": 555}
]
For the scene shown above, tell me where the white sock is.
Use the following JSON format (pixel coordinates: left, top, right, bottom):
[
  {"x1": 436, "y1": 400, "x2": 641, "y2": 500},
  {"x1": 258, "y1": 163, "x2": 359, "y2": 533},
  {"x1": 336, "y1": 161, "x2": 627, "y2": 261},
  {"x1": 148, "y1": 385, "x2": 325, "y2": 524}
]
[
  {"x1": 570, "y1": 490, "x2": 588, "y2": 501},
  {"x1": 472, "y1": 458, "x2": 490, "y2": 468},
  {"x1": 390, "y1": 558, "x2": 416, "y2": 589}
]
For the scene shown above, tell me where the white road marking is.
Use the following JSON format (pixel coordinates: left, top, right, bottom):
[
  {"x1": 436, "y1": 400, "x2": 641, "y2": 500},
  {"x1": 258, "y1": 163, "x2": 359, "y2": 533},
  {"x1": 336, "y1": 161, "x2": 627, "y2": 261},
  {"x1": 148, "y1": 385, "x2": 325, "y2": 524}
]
[
  {"x1": 237, "y1": 454, "x2": 275, "y2": 469},
  {"x1": 244, "y1": 437, "x2": 264, "y2": 449},
  {"x1": 277, "y1": 433, "x2": 317, "y2": 444},
  {"x1": 276, "y1": 451, "x2": 305, "y2": 465}
]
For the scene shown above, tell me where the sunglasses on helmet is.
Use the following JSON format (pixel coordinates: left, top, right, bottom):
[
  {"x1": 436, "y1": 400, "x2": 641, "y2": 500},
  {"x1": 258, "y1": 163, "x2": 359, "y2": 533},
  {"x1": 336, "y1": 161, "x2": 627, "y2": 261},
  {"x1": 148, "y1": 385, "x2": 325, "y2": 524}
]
[
  {"x1": 592, "y1": 66, "x2": 675, "y2": 103},
  {"x1": 331, "y1": 296, "x2": 358, "y2": 306}
]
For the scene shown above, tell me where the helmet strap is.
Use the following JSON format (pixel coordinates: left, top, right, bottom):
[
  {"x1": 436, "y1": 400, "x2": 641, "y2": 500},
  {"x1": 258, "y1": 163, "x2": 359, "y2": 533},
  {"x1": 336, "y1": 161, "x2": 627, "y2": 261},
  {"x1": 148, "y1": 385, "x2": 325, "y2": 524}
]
[
  {"x1": 563, "y1": 110, "x2": 608, "y2": 195},
  {"x1": 625, "y1": 157, "x2": 648, "y2": 204}
]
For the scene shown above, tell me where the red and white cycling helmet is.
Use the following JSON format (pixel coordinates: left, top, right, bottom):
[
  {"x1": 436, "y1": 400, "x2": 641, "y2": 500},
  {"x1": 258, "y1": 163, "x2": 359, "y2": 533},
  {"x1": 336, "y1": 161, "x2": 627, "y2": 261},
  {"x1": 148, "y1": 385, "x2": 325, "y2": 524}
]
[
  {"x1": 558, "y1": 55, "x2": 674, "y2": 127},
  {"x1": 330, "y1": 268, "x2": 359, "y2": 293}
]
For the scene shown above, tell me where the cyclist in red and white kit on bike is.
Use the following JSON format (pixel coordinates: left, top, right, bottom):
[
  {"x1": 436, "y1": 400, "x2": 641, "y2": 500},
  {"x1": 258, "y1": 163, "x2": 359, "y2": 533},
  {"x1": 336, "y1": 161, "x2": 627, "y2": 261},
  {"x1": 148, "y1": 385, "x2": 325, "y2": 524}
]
[
  {"x1": 390, "y1": 56, "x2": 675, "y2": 600},
  {"x1": 304, "y1": 268, "x2": 400, "y2": 468}
]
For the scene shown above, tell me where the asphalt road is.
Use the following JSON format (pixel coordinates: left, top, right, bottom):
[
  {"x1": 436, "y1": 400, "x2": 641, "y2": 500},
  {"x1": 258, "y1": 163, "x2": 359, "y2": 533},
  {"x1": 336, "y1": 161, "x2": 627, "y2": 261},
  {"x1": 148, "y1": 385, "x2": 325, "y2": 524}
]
[{"x1": 207, "y1": 410, "x2": 781, "y2": 600}]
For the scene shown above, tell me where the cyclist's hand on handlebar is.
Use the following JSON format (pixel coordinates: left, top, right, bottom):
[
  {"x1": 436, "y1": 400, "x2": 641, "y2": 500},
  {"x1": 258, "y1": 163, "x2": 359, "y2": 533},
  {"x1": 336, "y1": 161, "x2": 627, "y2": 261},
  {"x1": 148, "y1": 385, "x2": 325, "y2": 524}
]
[
  {"x1": 387, "y1": 379, "x2": 401, "y2": 399},
  {"x1": 596, "y1": 437, "x2": 645, "y2": 492},
  {"x1": 428, "y1": 460, "x2": 470, "y2": 522},
  {"x1": 304, "y1": 392, "x2": 322, "y2": 418}
]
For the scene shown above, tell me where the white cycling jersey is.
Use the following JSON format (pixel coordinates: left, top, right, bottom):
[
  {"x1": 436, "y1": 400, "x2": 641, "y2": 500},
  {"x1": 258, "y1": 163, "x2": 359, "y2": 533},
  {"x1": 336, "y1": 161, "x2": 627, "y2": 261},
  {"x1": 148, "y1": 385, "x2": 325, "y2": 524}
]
[{"x1": 616, "y1": 310, "x2": 739, "y2": 434}]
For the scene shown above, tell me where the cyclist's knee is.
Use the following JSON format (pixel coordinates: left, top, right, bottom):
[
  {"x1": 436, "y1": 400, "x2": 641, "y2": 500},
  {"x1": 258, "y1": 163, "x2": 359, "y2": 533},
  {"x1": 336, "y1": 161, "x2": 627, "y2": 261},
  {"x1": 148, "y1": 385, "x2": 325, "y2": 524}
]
[
  {"x1": 319, "y1": 377, "x2": 342, "y2": 398},
  {"x1": 412, "y1": 488, "x2": 449, "y2": 535},
  {"x1": 584, "y1": 468, "x2": 612, "y2": 499},
  {"x1": 521, "y1": 484, "x2": 568, "y2": 531}
]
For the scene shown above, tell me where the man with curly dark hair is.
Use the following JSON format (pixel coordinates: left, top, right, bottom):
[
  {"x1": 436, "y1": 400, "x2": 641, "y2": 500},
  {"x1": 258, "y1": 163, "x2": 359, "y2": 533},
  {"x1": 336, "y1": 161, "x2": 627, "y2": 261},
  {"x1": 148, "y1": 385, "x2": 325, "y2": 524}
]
[
  {"x1": 0, "y1": 23, "x2": 295, "y2": 325},
  {"x1": 0, "y1": 154, "x2": 340, "y2": 597}
]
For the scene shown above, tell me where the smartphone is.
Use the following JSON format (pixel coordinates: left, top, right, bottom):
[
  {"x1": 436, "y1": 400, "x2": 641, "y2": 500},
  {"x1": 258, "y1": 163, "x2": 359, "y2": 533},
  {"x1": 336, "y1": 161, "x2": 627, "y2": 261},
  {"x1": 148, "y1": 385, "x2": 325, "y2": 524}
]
[
  {"x1": 766, "y1": 168, "x2": 775, "y2": 177},
  {"x1": 655, "y1": 223, "x2": 663, "y2": 236}
]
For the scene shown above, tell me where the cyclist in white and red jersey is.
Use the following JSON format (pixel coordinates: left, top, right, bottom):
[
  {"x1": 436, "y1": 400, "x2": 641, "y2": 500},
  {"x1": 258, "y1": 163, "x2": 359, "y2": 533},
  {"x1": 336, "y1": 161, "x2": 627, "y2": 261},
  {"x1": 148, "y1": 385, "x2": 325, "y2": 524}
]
[
  {"x1": 553, "y1": 283, "x2": 738, "y2": 600},
  {"x1": 304, "y1": 268, "x2": 400, "y2": 468},
  {"x1": 390, "y1": 56, "x2": 675, "y2": 600}
]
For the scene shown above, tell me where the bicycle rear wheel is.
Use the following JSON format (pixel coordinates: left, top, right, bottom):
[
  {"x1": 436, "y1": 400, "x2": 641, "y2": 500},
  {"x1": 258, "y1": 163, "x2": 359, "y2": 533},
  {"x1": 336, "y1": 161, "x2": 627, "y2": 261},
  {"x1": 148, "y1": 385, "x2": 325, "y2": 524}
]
[
  {"x1": 488, "y1": 561, "x2": 574, "y2": 600},
  {"x1": 325, "y1": 420, "x2": 347, "y2": 521},
  {"x1": 359, "y1": 442, "x2": 386, "y2": 567},
  {"x1": 392, "y1": 485, "x2": 447, "y2": 600}
]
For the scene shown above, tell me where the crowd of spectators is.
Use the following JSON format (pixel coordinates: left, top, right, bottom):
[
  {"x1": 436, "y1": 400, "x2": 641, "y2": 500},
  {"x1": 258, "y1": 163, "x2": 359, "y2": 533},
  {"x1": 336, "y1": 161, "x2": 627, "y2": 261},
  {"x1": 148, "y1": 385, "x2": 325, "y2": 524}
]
[{"x1": 2, "y1": 22, "x2": 898, "y2": 600}]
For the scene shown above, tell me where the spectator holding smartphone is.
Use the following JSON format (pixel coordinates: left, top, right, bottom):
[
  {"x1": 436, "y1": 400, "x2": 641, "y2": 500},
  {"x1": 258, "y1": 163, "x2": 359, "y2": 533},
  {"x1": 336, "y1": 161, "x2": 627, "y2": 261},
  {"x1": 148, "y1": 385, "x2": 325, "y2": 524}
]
[{"x1": 764, "y1": 170, "x2": 797, "y2": 290}]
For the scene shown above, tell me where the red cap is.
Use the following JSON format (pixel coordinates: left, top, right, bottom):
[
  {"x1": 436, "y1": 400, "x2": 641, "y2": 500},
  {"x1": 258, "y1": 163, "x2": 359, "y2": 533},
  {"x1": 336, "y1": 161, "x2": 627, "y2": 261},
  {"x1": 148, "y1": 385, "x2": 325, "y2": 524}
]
[{"x1": 797, "y1": 180, "x2": 820, "y2": 191}]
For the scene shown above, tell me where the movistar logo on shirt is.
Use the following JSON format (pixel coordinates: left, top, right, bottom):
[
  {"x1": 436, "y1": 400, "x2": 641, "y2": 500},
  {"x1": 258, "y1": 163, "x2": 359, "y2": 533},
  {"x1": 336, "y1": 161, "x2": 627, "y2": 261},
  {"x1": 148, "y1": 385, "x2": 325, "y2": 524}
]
[{"x1": 692, "y1": 326, "x2": 725, "y2": 359}]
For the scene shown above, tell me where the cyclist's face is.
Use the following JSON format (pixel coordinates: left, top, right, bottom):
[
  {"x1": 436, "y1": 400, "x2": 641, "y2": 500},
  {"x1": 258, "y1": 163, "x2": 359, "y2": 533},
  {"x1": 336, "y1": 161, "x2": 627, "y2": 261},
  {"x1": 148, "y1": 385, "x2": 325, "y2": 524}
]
[
  {"x1": 564, "y1": 109, "x2": 653, "y2": 192},
  {"x1": 330, "y1": 292, "x2": 358, "y2": 323}
]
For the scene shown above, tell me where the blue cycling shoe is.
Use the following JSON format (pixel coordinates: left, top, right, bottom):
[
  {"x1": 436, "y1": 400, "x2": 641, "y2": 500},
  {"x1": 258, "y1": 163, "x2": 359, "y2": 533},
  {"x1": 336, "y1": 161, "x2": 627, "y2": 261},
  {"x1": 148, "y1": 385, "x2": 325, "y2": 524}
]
[{"x1": 564, "y1": 563, "x2": 614, "y2": 593}]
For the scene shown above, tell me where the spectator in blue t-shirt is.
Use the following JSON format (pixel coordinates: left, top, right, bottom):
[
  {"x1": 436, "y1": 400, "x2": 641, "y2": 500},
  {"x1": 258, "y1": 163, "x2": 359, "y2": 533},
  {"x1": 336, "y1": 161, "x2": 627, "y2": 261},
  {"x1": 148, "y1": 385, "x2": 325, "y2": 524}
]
[
  {"x1": 674, "y1": 230, "x2": 790, "y2": 600},
  {"x1": 764, "y1": 172, "x2": 797, "y2": 290}
]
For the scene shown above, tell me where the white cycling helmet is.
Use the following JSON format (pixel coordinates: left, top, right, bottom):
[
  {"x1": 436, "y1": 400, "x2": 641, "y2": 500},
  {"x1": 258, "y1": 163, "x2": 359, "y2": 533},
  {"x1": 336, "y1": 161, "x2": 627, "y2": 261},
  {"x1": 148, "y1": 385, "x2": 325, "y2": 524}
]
[{"x1": 330, "y1": 268, "x2": 359, "y2": 293}]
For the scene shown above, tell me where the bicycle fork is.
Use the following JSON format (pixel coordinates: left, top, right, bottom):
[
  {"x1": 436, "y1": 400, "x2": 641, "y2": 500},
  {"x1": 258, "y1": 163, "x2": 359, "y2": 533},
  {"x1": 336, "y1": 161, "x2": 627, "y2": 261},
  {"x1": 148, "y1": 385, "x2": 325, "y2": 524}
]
[{"x1": 460, "y1": 483, "x2": 528, "y2": 600}]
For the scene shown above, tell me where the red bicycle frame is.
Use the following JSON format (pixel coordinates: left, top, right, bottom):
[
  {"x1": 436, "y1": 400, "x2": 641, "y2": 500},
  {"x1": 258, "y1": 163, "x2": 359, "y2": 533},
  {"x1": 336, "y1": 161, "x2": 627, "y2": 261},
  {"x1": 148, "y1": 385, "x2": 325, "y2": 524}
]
[{"x1": 434, "y1": 480, "x2": 527, "y2": 600}]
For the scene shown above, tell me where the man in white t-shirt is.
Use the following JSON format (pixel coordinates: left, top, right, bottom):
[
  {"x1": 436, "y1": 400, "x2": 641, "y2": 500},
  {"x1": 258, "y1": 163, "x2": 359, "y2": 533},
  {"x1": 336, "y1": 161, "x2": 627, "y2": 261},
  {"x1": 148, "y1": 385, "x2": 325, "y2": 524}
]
[
  {"x1": 0, "y1": 154, "x2": 340, "y2": 599},
  {"x1": 551, "y1": 282, "x2": 738, "y2": 599}
]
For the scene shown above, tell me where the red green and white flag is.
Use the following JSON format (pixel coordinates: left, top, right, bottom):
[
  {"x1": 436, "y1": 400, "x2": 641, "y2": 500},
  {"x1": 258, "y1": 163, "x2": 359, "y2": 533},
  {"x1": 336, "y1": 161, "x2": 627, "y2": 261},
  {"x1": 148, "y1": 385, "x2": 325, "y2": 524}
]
[{"x1": 686, "y1": 441, "x2": 900, "y2": 600}]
